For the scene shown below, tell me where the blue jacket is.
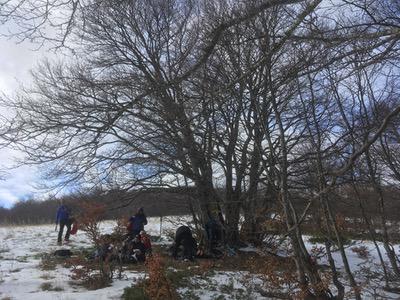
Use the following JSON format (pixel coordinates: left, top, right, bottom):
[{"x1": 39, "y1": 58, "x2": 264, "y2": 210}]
[
  {"x1": 128, "y1": 214, "x2": 148, "y2": 233},
  {"x1": 56, "y1": 205, "x2": 70, "y2": 224}
]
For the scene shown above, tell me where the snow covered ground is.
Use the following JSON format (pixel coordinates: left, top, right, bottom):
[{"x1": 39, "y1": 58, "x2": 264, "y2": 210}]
[
  {"x1": 0, "y1": 217, "x2": 399, "y2": 299},
  {"x1": 0, "y1": 217, "x2": 181, "y2": 300},
  {"x1": 0, "y1": 217, "x2": 265, "y2": 300},
  {"x1": 304, "y1": 237, "x2": 400, "y2": 300}
]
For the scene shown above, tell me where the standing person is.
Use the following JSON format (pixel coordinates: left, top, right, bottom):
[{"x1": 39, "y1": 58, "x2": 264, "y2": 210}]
[
  {"x1": 205, "y1": 215, "x2": 222, "y2": 248},
  {"x1": 55, "y1": 202, "x2": 72, "y2": 245},
  {"x1": 127, "y1": 207, "x2": 148, "y2": 237}
]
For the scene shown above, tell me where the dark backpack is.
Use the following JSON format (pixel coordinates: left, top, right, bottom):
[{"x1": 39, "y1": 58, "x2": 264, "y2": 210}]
[{"x1": 54, "y1": 249, "x2": 73, "y2": 257}]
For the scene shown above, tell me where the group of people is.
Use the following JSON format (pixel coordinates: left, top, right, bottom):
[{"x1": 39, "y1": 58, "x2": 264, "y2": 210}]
[
  {"x1": 56, "y1": 203, "x2": 151, "y2": 262},
  {"x1": 90, "y1": 207, "x2": 152, "y2": 264},
  {"x1": 94, "y1": 229, "x2": 152, "y2": 263},
  {"x1": 56, "y1": 202, "x2": 224, "y2": 263},
  {"x1": 171, "y1": 219, "x2": 224, "y2": 262},
  {"x1": 119, "y1": 207, "x2": 152, "y2": 263}
]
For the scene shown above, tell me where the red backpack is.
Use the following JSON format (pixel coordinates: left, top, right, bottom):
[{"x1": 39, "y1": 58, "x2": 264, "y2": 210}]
[
  {"x1": 70, "y1": 222, "x2": 78, "y2": 235},
  {"x1": 127, "y1": 220, "x2": 134, "y2": 232}
]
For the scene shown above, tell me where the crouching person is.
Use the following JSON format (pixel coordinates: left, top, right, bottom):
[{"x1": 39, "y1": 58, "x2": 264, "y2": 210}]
[
  {"x1": 140, "y1": 230, "x2": 152, "y2": 256},
  {"x1": 93, "y1": 234, "x2": 115, "y2": 262},
  {"x1": 131, "y1": 235, "x2": 146, "y2": 262},
  {"x1": 172, "y1": 225, "x2": 197, "y2": 261},
  {"x1": 121, "y1": 235, "x2": 146, "y2": 263}
]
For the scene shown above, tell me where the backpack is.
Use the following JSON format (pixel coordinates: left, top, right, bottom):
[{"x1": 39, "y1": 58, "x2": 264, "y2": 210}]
[
  {"x1": 54, "y1": 249, "x2": 73, "y2": 257},
  {"x1": 70, "y1": 222, "x2": 78, "y2": 235},
  {"x1": 127, "y1": 218, "x2": 134, "y2": 232}
]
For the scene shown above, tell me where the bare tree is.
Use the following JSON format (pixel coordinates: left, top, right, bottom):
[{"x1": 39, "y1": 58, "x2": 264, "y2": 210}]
[{"x1": 2, "y1": 0, "x2": 400, "y2": 297}]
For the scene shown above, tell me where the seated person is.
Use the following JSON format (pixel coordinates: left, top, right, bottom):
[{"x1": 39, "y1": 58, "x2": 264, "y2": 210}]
[
  {"x1": 172, "y1": 225, "x2": 197, "y2": 261},
  {"x1": 140, "y1": 230, "x2": 152, "y2": 255},
  {"x1": 94, "y1": 234, "x2": 115, "y2": 262},
  {"x1": 121, "y1": 235, "x2": 146, "y2": 263}
]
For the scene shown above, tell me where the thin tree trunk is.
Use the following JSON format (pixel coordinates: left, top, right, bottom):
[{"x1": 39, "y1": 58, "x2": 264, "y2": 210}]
[
  {"x1": 351, "y1": 180, "x2": 390, "y2": 287},
  {"x1": 365, "y1": 150, "x2": 400, "y2": 278},
  {"x1": 325, "y1": 201, "x2": 362, "y2": 300}
]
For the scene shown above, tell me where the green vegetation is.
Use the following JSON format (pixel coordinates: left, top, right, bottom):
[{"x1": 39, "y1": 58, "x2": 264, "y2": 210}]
[
  {"x1": 122, "y1": 284, "x2": 149, "y2": 300},
  {"x1": 308, "y1": 235, "x2": 351, "y2": 246}
]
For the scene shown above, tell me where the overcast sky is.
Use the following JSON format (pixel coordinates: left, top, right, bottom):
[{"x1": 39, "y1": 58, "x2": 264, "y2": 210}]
[{"x1": 0, "y1": 37, "x2": 52, "y2": 208}]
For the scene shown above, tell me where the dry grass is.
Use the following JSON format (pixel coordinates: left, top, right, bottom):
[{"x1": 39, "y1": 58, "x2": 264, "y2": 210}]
[
  {"x1": 40, "y1": 282, "x2": 64, "y2": 291},
  {"x1": 40, "y1": 273, "x2": 55, "y2": 280},
  {"x1": 9, "y1": 268, "x2": 21, "y2": 273}
]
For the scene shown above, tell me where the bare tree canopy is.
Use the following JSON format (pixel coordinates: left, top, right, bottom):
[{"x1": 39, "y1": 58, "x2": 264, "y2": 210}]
[{"x1": 1, "y1": 0, "x2": 400, "y2": 297}]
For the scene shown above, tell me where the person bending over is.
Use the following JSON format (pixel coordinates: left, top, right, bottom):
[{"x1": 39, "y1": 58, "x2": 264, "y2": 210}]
[{"x1": 172, "y1": 225, "x2": 197, "y2": 261}]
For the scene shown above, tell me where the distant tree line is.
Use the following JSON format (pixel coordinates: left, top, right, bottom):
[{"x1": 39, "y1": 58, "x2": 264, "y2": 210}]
[
  {"x1": 2, "y1": 184, "x2": 400, "y2": 226},
  {"x1": 0, "y1": 188, "x2": 192, "y2": 225}
]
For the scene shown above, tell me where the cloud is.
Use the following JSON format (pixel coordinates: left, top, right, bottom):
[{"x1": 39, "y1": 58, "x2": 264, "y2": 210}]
[
  {"x1": 0, "y1": 161, "x2": 38, "y2": 208},
  {"x1": 0, "y1": 37, "x2": 51, "y2": 208},
  {"x1": 0, "y1": 39, "x2": 48, "y2": 93}
]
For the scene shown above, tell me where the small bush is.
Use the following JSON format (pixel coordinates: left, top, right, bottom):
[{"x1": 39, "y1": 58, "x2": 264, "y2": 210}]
[
  {"x1": 219, "y1": 278, "x2": 234, "y2": 294},
  {"x1": 252, "y1": 253, "x2": 298, "y2": 298},
  {"x1": 351, "y1": 245, "x2": 370, "y2": 259},
  {"x1": 0, "y1": 248, "x2": 10, "y2": 254},
  {"x1": 77, "y1": 201, "x2": 106, "y2": 246},
  {"x1": 145, "y1": 254, "x2": 176, "y2": 300},
  {"x1": 166, "y1": 269, "x2": 192, "y2": 287},
  {"x1": 10, "y1": 268, "x2": 21, "y2": 273},
  {"x1": 40, "y1": 273, "x2": 55, "y2": 280},
  {"x1": 40, "y1": 282, "x2": 53, "y2": 291},
  {"x1": 39, "y1": 254, "x2": 58, "y2": 271},
  {"x1": 69, "y1": 255, "x2": 113, "y2": 290},
  {"x1": 40, "y1": 282, "x2": 64, "y2": 292},
  {"x1": 122, "y1": 284, "x2": 149, "y2": 300},
  {"x1": 40, "y1": 282, "x2": 64, "y2": 291},
  {"x1": 308, "y1": 235, "x2": 350, "y2": 246}
]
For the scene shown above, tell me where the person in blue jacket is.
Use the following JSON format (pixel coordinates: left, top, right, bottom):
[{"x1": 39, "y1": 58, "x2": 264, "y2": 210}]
[
  {"x1": 55, "y1": 202, "x2": 72, "y2": 245},
  {"x1": 127, "y1": 207, "x2": 148, "y2": 237}
]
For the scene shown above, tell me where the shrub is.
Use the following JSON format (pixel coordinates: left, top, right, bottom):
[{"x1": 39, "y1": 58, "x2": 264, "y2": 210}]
[
  {"x1": 40, "y1": 282, "x2": 53, "y2": 291},
  {"x1": 69, "y1": 255, "x2": 113, "y2": 290},
  {"x1": 122, "y1": 284, "x2": 149, "y2": 300},
  {"x1": 40, "y1": 282, "x2": 64, "y2": 291},
  {"x1": 308, "y1": 235, "x2": 351, "y2": 246},
  {"x1": 77, "y1": 201, "x2": 106, "y2": 246},
  {"x1": 145, "y1": 254, "x2": 176, "y2": 300},
  {"x1": 39, "y1": 254, "x2": 59, "y2": 271},
  {"x1": 69, "y1": 206, "x2": 132, "y2": 288},
  {"x1": 351, "y1": 245, "x2": 370, "y2": 259}
]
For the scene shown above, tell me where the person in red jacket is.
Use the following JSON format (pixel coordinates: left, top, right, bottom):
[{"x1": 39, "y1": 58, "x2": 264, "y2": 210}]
[{"x1": 140, "y1": 230, "x2": 152, "y2": 255}]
